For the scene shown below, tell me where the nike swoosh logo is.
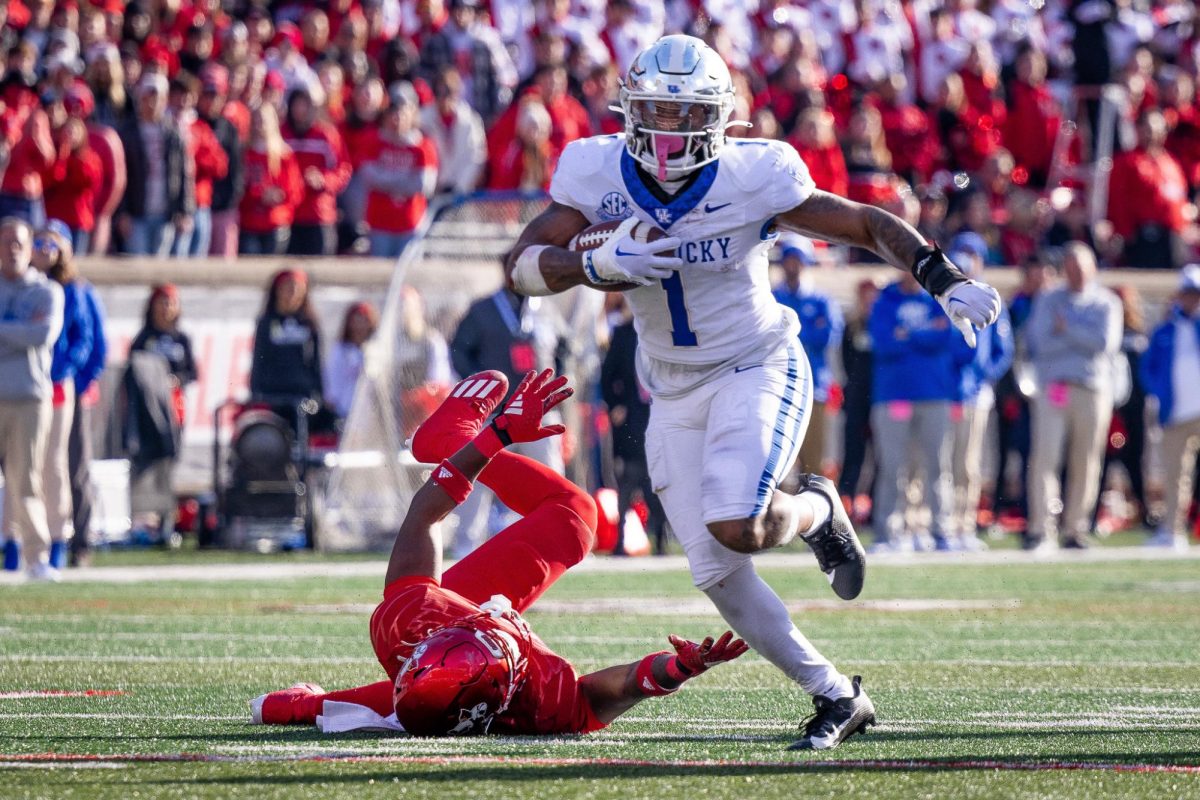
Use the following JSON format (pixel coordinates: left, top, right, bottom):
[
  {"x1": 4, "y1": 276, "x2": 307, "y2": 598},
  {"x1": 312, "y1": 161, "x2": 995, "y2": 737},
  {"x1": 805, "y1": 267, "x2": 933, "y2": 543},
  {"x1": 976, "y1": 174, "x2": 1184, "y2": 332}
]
[
  {"x1": 705, "y1": 202, "x2": 732, "y2": 213},
  {"x1": 734, "y1": 364, "x2": 763, "y2": 373},
  {"x1": 614, "y1": 247, "x2": 636, "y2": 257}
]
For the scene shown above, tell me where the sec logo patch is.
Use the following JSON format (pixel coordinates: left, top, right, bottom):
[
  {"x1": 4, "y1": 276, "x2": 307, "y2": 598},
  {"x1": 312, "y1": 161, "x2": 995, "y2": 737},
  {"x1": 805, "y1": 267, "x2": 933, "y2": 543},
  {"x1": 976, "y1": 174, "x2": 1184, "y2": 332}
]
[{"x1": 598, "y1": 192, "x2": 632, "y2": 221}]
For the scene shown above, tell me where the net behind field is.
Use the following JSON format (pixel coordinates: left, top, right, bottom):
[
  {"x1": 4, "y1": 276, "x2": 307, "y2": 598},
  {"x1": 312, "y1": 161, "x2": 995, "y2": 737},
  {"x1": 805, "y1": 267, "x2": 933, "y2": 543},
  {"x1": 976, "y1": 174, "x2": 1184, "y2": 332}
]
[{"x1": 320, "y1": 194, "x2": 554, "y2": 551}]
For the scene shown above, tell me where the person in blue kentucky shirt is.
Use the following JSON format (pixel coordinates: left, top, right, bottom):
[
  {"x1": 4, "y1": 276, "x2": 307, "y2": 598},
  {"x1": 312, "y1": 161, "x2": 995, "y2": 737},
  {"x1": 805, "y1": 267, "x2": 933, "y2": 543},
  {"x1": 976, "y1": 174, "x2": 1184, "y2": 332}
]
[
  {"x1": 1139, "y1": 265, "x2": 1200, "y2": 552},
  {"x1": 772, "y1": 236, "x2": 843, "y2": 478},
  {"x1": 947, "y1": 240, "x2": 1013, "y2": 550},
  {"x1": 869, "y1": 270, "x2": 974, "y2": 551}
]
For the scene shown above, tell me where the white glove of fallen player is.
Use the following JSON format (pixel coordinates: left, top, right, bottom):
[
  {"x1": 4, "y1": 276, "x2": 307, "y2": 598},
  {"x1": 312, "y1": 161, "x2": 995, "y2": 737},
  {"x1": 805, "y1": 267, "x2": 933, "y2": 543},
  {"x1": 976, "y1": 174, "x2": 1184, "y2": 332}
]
[
  {"x1": 585, "y1": 217, "x2": 682, "y2": 286},
  {"x1": 937, "y1": 280, "x2": 1002, "y2": 347}
]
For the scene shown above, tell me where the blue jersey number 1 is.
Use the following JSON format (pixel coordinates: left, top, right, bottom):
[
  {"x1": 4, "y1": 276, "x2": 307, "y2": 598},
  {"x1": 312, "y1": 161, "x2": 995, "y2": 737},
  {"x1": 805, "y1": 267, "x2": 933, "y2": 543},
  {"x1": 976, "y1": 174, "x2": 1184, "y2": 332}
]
[{"x1": 662, "y1": 271, "x2": 698, "y2": 347}]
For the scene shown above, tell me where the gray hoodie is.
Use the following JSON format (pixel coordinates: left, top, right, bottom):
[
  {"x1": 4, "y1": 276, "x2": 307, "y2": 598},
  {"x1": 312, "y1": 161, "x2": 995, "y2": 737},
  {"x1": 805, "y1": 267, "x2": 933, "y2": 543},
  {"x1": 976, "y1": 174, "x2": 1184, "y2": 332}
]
[
  {"x1": 0, "y1": 268, "x2": 64, "y2": 401},
  {"x1": 1025, "y1": 282, "x2": 1122, "y2": 393}
]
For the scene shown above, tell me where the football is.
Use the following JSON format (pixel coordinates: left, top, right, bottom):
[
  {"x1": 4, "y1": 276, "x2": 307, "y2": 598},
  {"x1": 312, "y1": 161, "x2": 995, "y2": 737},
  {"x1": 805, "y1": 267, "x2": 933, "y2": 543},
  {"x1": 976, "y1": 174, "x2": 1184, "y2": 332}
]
[
  {"x1": 568, "y1": 219, "x2": 672, "y2": 253},
  {"x1": 568, "y1": 219, "x2": 674, "y2": 291}
]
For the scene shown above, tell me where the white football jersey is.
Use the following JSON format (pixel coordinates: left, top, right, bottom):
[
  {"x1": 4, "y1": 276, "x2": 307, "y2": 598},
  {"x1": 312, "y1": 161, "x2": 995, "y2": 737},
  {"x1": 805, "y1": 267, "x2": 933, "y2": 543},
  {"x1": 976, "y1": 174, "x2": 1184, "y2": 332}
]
[{"x1": 549, "y1": 134, "x2": 815, "y2": 366}]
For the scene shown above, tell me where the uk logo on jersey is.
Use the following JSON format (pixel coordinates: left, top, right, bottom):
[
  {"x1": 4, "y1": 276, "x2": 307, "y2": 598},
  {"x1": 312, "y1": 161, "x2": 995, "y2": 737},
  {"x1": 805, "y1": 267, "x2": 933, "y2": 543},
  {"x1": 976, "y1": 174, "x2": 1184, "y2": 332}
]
[
  {"x1": 597, "y1": 192, "x2": 632, "y2": 221},
  {"x1": 655, "y1": 208, "x2": 673, "y2": 226}
]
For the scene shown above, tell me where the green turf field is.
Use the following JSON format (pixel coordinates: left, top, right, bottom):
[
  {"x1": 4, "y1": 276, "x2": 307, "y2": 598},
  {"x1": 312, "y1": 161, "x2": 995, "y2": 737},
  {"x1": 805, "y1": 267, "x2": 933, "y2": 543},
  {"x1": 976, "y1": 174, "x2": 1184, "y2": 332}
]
[{"x1": 1, "y1": 553, "x2": 1198, "y2": 799}]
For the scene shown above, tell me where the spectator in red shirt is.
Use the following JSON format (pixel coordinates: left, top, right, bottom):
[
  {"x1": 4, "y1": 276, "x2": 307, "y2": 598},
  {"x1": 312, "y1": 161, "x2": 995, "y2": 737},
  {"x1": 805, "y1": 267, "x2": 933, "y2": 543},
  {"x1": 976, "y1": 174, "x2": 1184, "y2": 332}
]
[
  {"x1": 0, "y1": 106, "x2": 55, "y2": 225},
  {"x1": 196, "y1": 65, "x2": 245, "y2": 260},
  {"x1": 931, "y1": 72, "x2": 996, "y2": 174},
  {"x1": 487, "y1": 95, "x2": 556, "y2": 191},
  {"x1": 1162, "y1": 67, "x2": 1200, "y2": 191},
  {"x1": 282, "y1": 88, "x2": 350, "y2": 256},
  {"x1": 169, "y1": 72, "x2": 229, "y2": 259},
  {"x1": 360, "y1": 83, "x2": 438, "y2": 258},
  {"x1": 789, "y1": 107, "x2": 849, "y2": 197},
  {"x1": 580, "y1": 63, "x2": 623, "y2": 135},
  {"x1": 1002, "y1": 46, "x2": 1061, "y2": 188},
  {"x1": 486, "y1": 64, "x2": 585, "y2": 176},
  {"x1": 44, "y1": 117, "x2": 102, "y2": 255},
  {"x1": 872, "y1": 74, "x2": 939, "y2": 185},
  {"x1": 1107, "y1": 109, "x2": 1194, "y2": 269},
  {"x1": 419, "y1": 67, "x2": 487, "y2": 197},
  {"x1": 239, "y1": 103, "x2": 303, "y2": 255},
  {"x1": 339, "y1": 76, "x2": 387, "y2": 249},
  {"x1": 63, "y1": 83, "x2": 126, "y2": 255}
]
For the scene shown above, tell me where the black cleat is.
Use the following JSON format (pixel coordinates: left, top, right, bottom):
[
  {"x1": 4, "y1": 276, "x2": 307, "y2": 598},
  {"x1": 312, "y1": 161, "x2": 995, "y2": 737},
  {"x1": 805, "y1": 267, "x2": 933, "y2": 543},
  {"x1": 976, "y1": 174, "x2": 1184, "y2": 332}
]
[
  {"x1": 797, "y1": 474, "x2": 866, "y2": 600},
  {"x1": 788, "y1": 675, "x2": 876, "y2": 751}
]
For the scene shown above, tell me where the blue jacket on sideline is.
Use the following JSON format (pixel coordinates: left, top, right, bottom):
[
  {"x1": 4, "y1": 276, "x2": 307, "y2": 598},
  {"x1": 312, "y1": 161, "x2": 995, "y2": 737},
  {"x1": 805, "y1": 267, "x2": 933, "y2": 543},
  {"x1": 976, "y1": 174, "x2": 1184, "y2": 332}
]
[
  {"x1": 870, "y1": 281, "x2": 974, "y2": 404},
  {"x1": 1141, "y1": 307, "x2": 1200, "y2": 425},
  {"x1": 74, "y1": 282, "x2": 108, "y2": 394},
  {"x1": 50, "y1": 281, "x2": 94, "y2": 385},
  {"x1": 773, "y1": 285, "x2": 844, "y2": 403},
  {"x1": 958, "y1": 304, "x2": 1015, "y2": 402}
]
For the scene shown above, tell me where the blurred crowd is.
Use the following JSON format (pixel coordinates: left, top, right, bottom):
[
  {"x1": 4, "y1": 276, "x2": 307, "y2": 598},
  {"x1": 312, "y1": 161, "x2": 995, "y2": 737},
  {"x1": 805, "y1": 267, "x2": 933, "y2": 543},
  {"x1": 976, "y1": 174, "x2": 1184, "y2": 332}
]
[{"x1": 1, "y1": 0, "x2": 1200, "y2": 263}]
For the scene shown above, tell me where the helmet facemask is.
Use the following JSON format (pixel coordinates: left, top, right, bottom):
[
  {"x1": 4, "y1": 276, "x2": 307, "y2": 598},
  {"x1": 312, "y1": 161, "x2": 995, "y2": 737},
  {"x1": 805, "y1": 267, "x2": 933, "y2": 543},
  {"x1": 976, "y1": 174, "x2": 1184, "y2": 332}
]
[{"x1": 620, "y1": 91, "x2": 733, "y2": 181}]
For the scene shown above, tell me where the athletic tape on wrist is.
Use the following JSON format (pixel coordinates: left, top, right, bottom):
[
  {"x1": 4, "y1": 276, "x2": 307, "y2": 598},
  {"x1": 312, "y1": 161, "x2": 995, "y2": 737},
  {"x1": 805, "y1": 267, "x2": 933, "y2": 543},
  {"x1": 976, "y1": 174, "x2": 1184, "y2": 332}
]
[
  {"x1": 511, "y1": 246, "x2": 553, "y2": 296},
  {"x1": 430, "y1": 459, "x2": 472, "y2": 504},
  {"x1": 911, "y1": 244, "x2": 967, "y2": 297},
  {"x1": 635, "y1": 652, "x2": 680, "y2": 696},
  {"x1": 582, "y1": 249, "x2": 603, "y2": 284}
]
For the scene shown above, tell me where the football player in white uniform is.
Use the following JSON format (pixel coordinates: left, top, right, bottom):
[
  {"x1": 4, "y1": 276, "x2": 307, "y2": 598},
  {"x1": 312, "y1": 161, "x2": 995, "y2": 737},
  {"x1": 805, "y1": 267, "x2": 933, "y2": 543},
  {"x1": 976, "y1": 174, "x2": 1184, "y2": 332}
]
[{"x1": 504, "y1": 35, "x2": 1002, "y2": 750}]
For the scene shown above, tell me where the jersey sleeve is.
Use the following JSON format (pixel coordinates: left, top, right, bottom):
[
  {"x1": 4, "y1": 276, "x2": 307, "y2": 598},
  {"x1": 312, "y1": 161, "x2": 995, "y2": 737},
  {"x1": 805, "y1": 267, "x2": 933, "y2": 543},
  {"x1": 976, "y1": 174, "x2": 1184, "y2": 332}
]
[
  {"x1": 501, "y1": 648, "x2": 606, "y2": 735},
  {"x1": 548, "y1": 140, "x2": 590, "y2": 212},
  {"x1": 763, "y1": 140, "x2": 817, "y2": 217}
]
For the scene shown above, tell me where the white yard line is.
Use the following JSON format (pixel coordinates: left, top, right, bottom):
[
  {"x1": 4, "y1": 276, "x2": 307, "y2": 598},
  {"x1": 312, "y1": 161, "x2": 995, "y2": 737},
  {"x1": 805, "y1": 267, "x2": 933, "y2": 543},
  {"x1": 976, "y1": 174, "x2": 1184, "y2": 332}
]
[{"x1": 0, "y1": 547, "x2": 1196, "y2": 585}]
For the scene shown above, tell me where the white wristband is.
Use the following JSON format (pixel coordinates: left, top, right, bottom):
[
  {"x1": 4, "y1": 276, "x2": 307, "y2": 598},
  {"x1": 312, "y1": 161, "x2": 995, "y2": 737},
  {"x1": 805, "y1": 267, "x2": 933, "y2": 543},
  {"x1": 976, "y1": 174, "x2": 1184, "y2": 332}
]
[{"x1": 511, "y1": 245, "x2": 553, "y2": 296}]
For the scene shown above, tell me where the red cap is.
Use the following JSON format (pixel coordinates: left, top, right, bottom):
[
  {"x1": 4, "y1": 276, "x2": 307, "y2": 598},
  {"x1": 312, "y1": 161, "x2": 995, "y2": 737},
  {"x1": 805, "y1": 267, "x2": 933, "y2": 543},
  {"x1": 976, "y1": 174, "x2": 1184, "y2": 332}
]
[
  {"x1": 150, "y1": 283, "x2": 180, "y2": 305},
  {"x1": 65, "y1": 82, "x2": 95, "y2": 118},
  {"x1": 272, "y1": 21, "x2": 303, "y2": 51},
  {"x1": 272, "y1": 268, "x2": 308, "y2": 290}
]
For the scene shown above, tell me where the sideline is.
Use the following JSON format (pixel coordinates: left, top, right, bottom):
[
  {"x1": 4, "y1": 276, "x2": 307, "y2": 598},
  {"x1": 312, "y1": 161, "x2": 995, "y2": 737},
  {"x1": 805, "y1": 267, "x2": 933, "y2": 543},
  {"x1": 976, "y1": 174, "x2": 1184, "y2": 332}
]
[{"x1": 0, "y1": 546, "x2": 1196, "y2": 585}]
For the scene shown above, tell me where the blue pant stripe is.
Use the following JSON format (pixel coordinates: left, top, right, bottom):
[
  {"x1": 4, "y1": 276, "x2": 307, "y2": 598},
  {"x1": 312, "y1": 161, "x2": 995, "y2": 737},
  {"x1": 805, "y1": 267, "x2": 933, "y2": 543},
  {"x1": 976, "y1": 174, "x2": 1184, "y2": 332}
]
[{"x1": 752, "y1": 341, "x2": 803, "y2": 516}]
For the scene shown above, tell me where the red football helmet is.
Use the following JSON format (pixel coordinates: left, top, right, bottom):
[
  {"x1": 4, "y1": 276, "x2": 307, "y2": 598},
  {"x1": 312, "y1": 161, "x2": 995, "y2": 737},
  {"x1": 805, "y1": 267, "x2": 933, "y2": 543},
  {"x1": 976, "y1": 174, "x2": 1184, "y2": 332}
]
[{"x1": 393, "y1": 616, "x2": 529, "y2": 736}]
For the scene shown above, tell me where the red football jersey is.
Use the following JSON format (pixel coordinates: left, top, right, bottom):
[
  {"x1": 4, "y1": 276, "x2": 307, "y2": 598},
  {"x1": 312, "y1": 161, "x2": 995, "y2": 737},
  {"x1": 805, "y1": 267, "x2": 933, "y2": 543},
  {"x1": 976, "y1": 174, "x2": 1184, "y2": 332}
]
[{"x1": 370, "y1": 576, "x2": 604, "y2": 736}]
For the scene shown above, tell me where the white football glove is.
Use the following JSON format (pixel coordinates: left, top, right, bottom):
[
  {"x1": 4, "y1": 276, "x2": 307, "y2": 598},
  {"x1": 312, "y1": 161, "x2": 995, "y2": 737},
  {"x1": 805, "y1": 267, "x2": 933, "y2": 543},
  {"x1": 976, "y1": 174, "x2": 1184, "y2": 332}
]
[
  {"x1": 938, "y1": 279, "x2": 1002, "y2": 347},
  {"x1": 584, "y1": 217, "x2": 682, "y2": 286}
]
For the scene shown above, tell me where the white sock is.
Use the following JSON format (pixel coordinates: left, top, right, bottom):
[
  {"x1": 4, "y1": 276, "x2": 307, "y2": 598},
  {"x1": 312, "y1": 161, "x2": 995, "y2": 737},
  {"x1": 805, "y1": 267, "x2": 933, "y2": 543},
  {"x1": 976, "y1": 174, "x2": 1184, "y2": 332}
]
[
  {"x1": 795, "y1": 490, "x2": 832, "y2": 538},
  {"x1": 704, "y1": 562, "x2": 853, "y2": 699}
]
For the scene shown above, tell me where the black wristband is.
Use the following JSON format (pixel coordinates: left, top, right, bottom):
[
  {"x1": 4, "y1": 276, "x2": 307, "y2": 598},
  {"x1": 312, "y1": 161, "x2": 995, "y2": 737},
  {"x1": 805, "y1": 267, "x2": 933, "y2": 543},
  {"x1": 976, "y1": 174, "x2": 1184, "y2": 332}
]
[
  {"x1": 489, "y1": 419, "x2": 514, "y2": 448},
  {"x1": 911, "y1": 244, "x2": 968, "y2": 297}
]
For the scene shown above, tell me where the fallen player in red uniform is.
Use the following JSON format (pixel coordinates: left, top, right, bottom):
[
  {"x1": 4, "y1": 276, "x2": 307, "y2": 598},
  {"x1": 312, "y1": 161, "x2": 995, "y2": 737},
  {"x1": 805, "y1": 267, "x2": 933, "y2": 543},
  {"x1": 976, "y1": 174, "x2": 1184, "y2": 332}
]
[{"x1": 251, "y1": 368, "x2": 747, "y2": 735}]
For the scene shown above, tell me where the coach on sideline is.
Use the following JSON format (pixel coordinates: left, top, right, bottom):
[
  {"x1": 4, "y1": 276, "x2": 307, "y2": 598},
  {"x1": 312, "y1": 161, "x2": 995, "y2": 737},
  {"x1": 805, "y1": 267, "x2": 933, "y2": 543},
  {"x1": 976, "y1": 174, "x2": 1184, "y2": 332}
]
[
  {"x1": 0, "y1": 218, "x2": 64, "y2": 580},
  {"x1": 1023, "y1": 242, "x2": 1121, "y2": 551}
]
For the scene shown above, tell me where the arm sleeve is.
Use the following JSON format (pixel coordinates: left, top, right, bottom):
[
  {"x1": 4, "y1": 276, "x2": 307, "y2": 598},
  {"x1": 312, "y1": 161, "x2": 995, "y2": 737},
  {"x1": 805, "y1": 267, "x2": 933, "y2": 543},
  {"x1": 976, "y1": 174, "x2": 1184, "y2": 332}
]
[
  {"x1": 249, "y1": 317, "x2": 268, "y2": 397},
  {"x1": 64, "y1": 291, "x2": 94, "y2": 378},
  {"x1": 868, "y1": 300, "x2": 906, "y2": 357},
  {"x1": 1059, "y1": 296, "x2": 1121, "y2": 355},
  {"x1": 547, "y1": 141, "x2": 588, "y2": 210},
  {"x1": 1139, "y1": 327, "x2": 1167, "y2": 399},
  {"x1": 0, "y1": 284, "x2": 63, "y2": 347},
  {"x1": 765, "y1": 140, "x2": 818, "y2": 217}
]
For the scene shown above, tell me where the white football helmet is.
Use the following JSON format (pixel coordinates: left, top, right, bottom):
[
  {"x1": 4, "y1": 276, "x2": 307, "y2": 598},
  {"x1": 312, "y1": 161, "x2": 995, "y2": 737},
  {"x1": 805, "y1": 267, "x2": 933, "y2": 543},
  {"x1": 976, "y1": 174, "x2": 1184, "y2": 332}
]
[{"x1": 618, "y1": 35, "x2": 742, "y2": 180}]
